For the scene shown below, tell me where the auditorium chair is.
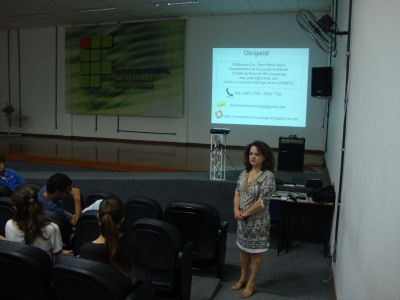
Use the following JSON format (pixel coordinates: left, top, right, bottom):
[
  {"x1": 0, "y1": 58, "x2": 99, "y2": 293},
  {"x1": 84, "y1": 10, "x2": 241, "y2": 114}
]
[
  {"x1": 84, "y1": 191, "x2": 115, "y2": 209},
  {"x1": 123, "y1": 196, "x2": 163, "y2": 232},
  {"x1": 73, "y1": 210, "x2": 99, "y2": 255},
  {"x1": 0, "y1": 184, "x2": 12, "y2": 197},
  {"x1": 131, "y1": 218, "x2": 193, "y2": 300},
  {"x1": 52, "y1": 254, "x2": 155, "y2": 300},
  {"x1": 164, "y1": 201, "x2": 228, "y2": 280},
  {"x1": 44, "y1": 210, "x2": 74, "y2": 249},
  {"x1": 25, "y1": 181, "x2": 44, "y2": 192},
  {"x1": 62, "y1": 192, "x2": 85, "y2": 215},
  {"x1": 0, "y1": 240, "x2": 54, "y2": 300},
  {"x1": 0, "y1": 197, "x2": 14, "y2": 237}
]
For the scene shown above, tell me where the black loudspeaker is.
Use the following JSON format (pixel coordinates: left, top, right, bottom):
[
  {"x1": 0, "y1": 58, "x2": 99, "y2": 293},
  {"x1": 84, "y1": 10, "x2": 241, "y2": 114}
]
[
  {"x1": 309, "y1": 185, "x2": 336, "y2": 203},
  {"x1": 311, "y1": 67, "x2": 332, "y2": 97},
  {"x1": 278, "y1": 136, "x2": 305, "y2": 171}
]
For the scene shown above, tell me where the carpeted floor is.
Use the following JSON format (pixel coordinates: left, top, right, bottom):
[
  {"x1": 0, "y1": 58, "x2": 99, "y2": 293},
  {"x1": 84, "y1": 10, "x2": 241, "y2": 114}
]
[
  {"x1": 189, "y1": 232, "x2": 334, "y2": 300},
  {"x1": 214, "y1": 233, "x2": 334, "y2": 300}
]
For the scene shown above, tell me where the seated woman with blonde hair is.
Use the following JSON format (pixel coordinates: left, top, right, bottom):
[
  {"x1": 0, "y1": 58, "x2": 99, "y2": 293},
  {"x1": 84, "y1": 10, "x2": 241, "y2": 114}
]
[{"x1": 5, "y1": 184, "x2": 73, "y2": 260}]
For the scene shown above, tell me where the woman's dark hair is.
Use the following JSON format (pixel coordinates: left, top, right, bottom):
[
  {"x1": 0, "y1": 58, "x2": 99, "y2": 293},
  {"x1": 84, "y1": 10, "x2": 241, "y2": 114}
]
[
  {"x1": 98, "y1": 196, "x2": 130, "y2": 277},
  {"x1": 243, "y1": 140, "x2": 275, "y2": 172},
  {"x1": 11, "y1": 184, "x2": 49, "y2": 245},
  {"x1": 0, "y1": 154, "x2": 5, "y2": 163}
]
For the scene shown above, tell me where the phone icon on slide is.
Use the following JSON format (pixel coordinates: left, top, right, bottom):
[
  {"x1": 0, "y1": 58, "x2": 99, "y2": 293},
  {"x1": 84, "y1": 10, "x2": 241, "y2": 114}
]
[{"x1": 226, "y1": 88, "x2": 233, "y2": 98}]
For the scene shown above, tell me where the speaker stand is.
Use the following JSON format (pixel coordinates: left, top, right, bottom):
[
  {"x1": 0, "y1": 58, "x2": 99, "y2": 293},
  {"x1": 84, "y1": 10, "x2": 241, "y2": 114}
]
[{"x1": 210, "y1": 134, "x2": 227, "y2": 180}]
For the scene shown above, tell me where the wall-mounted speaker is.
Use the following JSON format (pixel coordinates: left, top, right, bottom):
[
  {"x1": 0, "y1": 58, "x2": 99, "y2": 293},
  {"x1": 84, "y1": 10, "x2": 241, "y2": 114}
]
[
  {"x1": 311, "y1": 67, "x2": 332, "y2": 97},
  {"x1": 278, "y1": 136, "x2": 305, "y2": 171}
]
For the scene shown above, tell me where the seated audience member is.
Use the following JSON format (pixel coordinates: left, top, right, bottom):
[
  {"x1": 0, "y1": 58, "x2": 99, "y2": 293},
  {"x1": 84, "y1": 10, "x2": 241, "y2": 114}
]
[
  {"x1": 5, "y1": 184, "x2": 73, "y2": 260},
  {"x1": 0, "y1": 154, "x2": 25, "y2": 196},
  {"x1": 38, "y1": 173, "x2": 82, "y2": 227},
  {"x1": 80, "y1": 196, "x2": 148, "y2": 285},
  {"x1": 82, "y1": 198, "x2": 104, "y2": 213}
]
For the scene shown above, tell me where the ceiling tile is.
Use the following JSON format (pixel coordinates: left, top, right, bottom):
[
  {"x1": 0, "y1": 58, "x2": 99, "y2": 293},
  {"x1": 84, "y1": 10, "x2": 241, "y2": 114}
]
[
  {"x1": 299, "y1": 1, "x2": 330, "y2": 11},
  {"x1": 101, "y1": 0, "x2": 150, "y2": 5},
  {"x1": 125, "y1": 9, "x2": 171, "y2": 19},
  {"x1": 0, "y1": 0, "x2": 331, "y2": 30},
  {"x1": 64, "y1": 1, "x2": 111, "y2": 11},
  {"x1": 250, "y1": 2, "x2": 299, "y2": 13},
  {"x1": 115, "y1": 3, "x2": 160, "y2": 13},
  {"x1": 206, "y1": 7, "x2": 255, "y2": 16}
]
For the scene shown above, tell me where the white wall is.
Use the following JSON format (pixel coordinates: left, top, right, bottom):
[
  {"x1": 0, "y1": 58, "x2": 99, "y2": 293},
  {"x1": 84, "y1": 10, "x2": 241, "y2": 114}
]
[
  {"x1": 0, "y1": 13, "x2": 330, "y2": 150},
  {"x1": 0, "y1": 31, "x2": 9, "y2": 107},
  {"x1": 325, "y1": 0, "x2": 350, "y2": 265},
  {"x1": 327, "y1": 0, "x2": 400, "y2": 299},
  {"x1": 20, "y1": 28, "x2": 61, "y2": 134},
  {"x1": 0, "y1": 30, "x2": 20, "y2": 120}
]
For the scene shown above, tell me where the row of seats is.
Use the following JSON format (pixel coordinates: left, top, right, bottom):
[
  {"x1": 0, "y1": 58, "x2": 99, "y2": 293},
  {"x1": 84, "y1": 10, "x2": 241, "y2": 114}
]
[
  {"x1": 0, "y1": 216, "x2": 193, "y2": 300},
  {"x1": 0, "y1": 240, "x2": 155, "y2": 300},
  {"x1": 60, "y1": 192, "x2": 229, "y2": 280},
  {"x1": 0, "y1": 188, "x2": 229, "y2": 299},
  {"x1": 35, "y1": 185, "x2": 276, "y2": 258},
  {"x1": 65, "y1": 197, "x2": 228, "y2": 299}
]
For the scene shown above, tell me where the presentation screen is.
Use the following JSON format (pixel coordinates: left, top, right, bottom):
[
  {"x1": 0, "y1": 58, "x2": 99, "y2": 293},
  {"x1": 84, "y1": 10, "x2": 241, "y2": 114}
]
[{"x1": 211, "y1": 48, "x2": 309, "y2": 127}]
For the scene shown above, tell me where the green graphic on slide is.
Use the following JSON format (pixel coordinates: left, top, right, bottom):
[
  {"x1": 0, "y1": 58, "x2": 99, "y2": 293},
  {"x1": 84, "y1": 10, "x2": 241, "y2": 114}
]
[{"x1": 65, "y1": 20, "x2": 185, "y2": 117}]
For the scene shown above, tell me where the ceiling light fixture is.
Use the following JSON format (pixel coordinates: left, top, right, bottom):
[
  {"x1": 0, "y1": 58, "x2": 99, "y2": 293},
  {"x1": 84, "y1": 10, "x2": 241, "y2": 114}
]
[
  {"x1": 80, "y1": 7, "x2": 116, "y2": 13},
  {"x1": 155, "y1": 0, "x2": 198, "y2": 7}
]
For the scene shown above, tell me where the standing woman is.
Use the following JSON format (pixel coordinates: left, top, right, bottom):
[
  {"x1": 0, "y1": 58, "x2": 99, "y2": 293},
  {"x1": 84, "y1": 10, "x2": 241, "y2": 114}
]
[
  {"x1": 80, "y1": 196, "x2": 148, "y2": 286},
  {"x1": 232, "y1": 141, "x2": 276, "y2": 298}
]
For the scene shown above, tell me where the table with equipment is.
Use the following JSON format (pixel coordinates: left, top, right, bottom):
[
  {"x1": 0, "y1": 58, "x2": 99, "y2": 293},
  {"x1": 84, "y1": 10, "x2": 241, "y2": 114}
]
[{"x1": 271, "y1": 191, "x2": 334, "y2": 257}]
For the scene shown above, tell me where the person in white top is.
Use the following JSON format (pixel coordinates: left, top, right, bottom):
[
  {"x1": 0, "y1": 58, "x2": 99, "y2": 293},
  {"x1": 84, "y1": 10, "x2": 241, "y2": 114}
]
[{"x1": 4, "y1": 184, "x2": 73, "y2": 260}]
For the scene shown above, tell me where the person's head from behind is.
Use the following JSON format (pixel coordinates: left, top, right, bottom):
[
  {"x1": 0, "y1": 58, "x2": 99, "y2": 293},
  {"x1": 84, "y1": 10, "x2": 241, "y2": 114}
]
[
  {"x1": 98, "y1": 196, "x2": 124, "y2": 236},
  {"x1": 11, "y1": 184, "x2": 48, "y2": 244},
  {"x1": 243, "y1": 140, "x2": 275, "y2": 172},
  {"x1": 46, "y1": 173, "x2": 72, "y2": 198},
  {"x1": 97, "y1": 196, "x2": 128, "y2": 276},
  {"x1": 0, "y1": 154, "x2": 5, "y2": 173}
]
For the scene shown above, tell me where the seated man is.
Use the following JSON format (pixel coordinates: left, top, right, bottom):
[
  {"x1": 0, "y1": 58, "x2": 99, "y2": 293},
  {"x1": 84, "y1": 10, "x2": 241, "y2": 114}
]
[
  {"x1": 38, "y1": 173, "x2": 82, "y2": 227},
  {"x1": 0, "y1": 154, "x2": 25, "y2": 196}
]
